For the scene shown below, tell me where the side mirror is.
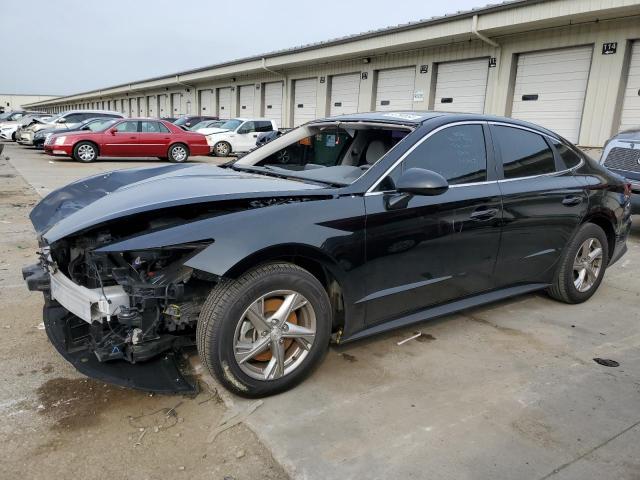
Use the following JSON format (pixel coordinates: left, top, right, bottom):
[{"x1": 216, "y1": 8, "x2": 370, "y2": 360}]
[
  {"x1": 57, "y1": 118, "x2": 67, "y2": 123},
  {"x1": 396, "y1": 168, "x2": 449, "y2": 196},
  {"x1": 109, "y1": 128, "x2": 117, "y2": 135}
]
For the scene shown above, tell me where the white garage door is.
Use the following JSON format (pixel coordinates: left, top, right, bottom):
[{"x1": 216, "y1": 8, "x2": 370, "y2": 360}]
[
  {"x1": 330, "y1": 73, "x2": 361, "y2": 116},
  {"x1": 620, "y1": 41, "x2": 640, "y2": 132},
  {"x1": 239, "y1": 85, "x2": 256, "y2": 117},
  {"x1": 375, "y1": 67, "x2": 416, "y2": 111},
  {"x1": 147, "y1": 96, "x2": 156, "y2": 117},
  {"x1": 129, "y1": 98, "x2": 138, "y2": 117},
  {"x1": 200, "y1": 90, "x2": 214, "y2": 115},
  {"x1": 172, "y1": 93, "x2": 183, "y2": 116},
  {"x1": 263, "y1": 82, "x2": 283, "y2": 125},
  {"x1": 137, "y1": 97, "x2": 145, "y2": 116},
  {"x1": 511, "y1": 46, "x2": 593, "y2": 143},
  {"x1": 158, "y1": 95, "x2": 168, "y2": 117},
  {"x1": 218, "y1": 88, "x2": 232, "y2": 119},
  {"x1": 293, "y1": 78, "x2": 317, "y2": 127},
  {"x1": 434, "y1": 58, "x2": 489, "y2": 114}
]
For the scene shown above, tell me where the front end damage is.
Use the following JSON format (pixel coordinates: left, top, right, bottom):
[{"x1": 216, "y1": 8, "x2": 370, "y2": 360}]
[{"x1": 23, "y1": 235, "x2": 215, "y2": 394}]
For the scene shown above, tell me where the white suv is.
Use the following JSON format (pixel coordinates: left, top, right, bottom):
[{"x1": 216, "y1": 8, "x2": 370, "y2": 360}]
[{"x1": 206, "y1": 118, "x2": 277, "y2": 156}]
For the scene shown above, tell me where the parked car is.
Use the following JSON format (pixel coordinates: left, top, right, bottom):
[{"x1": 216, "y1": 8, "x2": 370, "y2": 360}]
[
  {"x1": 206, "y1": 118, "x2": 277, "y2": 156},
  {"x1": 44, "y1": 118, "x2": 210, "y2": 162},
  {"x1": 161, "y1": 117, "x2": 178, "y2": 122},
  {"x1": 190, "y1": 119, "x2": 227, "y2": 132},
  {"x1": 600, "y1": 129, "x2": 640, "y2": 213},
  {"x1": 0, "y1": 113, "x2": 51, "y2": 141},
  {"x1": 17, "y1": 110, "x2": 123, "y2": 145},
  {"x1": 173, "y1": 115, "x2": 218, "y2": 129},
  {"x1": 33, "y1": 117, "x2": 118, "y2": 149},
  {"x1": 23, "y1": 111, "x2": 631, "y2": 397},
  {"x1": 0, "y1": 110, "x2": 28, "y2": 123}
]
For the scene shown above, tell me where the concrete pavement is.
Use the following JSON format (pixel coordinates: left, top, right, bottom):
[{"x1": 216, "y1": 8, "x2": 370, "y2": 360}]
[{"x1": 5, "y1": 141, "x2": 640, "y2": 480}]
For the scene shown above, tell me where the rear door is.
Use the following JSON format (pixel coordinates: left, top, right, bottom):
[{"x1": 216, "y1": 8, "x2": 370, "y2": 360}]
[
  {"x1": 138, "y1": 120, "x2": 172, "y2": 156},
  {"x1": 102, "y1": 120, "x2": 141, "y2": 156},
  {"x1": 363, "y1": 122, "x2": 502, "y2": 326},
  {"x1": 490, "y1": 123, "x2": 587, "y2": 286}
]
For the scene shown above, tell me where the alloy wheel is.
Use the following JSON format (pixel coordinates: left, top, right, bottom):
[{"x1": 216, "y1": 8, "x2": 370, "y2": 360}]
[
  {"x1": 171, "y1": 145, "x2": 187, "y2": 162},
  {"x1": 215, "y1": 142, "x2": 230, "y2": 156},
  {"x1": 77, "y1": 144, "x2": 96, "y2": 161},
  {"x1": 573, "y1": 238, "x2": 603, "y2": 292},
  {"x1": 233, "y1": 290, "x2": 316, "y2": 381}
]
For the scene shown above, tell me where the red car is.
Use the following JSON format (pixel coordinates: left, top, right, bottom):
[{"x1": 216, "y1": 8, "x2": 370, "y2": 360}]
[{"x1": 44, "y1": 118, "x2": 211, "y2": 163}]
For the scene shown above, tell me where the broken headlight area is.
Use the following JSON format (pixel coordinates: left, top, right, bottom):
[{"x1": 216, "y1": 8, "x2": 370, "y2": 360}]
[{"x1": 28, "y1": 235, "x2": 216, "y2": 393}]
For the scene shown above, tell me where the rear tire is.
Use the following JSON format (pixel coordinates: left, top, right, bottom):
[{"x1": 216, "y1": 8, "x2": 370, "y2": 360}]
[
  {"x1": 213, "y1": 141, "x2": 231, "y2": 157},
  {"x1": 547, "y1": 223, "x2": 609, "y2": 304},
  {"x1": 197, "y1": 263, "x2": 332, "y2": 398},
  {"x1": 168, "y1": 143, "x2": 189, "y2": 163},
  {"x1": 73, "y1": 141, "x2": 98, "y2": 163}
]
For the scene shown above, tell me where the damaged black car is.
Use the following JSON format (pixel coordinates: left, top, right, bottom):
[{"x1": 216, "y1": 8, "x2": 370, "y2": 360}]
[{"x1": 24, "y1": 112, "x2": 632, "y2": 397}]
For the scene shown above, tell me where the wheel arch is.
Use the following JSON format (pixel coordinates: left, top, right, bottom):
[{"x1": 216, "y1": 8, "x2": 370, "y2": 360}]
[
  {"x1": 169, "y1": 141, "x2": 189, "y2": 155},
  {"x1": 582, "y1": 211, "x2": 616, "y2": 262},
  {"x1": 222, "y1": 244, "x2": 347, "y2": 332}
]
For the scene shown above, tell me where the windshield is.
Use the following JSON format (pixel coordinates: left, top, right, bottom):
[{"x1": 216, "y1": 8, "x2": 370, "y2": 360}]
[
  {"x1": 218, "y1": 119, "x2": 242, "y2": 131},
  {"x1": 233, "y1": 123, "x2": 410, "y2": 186},
  {"x1": 173, "y1": 117, "x2": 192, "y2": 126},
  {"x1": 0, "y1": 112, "x2": 12, "y2": 120},
  {"x1": 44, "y1": 113, "x2": 63, "y2": 124},
  {"x1": 190, "y1": 120, "x2": 211, "y2": 130}
]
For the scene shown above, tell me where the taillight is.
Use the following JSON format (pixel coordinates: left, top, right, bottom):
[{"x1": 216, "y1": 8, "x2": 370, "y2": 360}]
[{"x1": 624, "y1": 182, "x2": 632, "y2": 200}]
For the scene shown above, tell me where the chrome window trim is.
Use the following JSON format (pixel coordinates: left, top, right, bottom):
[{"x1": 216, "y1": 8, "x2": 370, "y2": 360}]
[{"x1": 366, "y1": 121, "x2": 487, "y2": 194}]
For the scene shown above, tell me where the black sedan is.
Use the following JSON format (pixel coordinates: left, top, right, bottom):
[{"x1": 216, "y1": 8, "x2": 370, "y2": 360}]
[
  {"x1": 23, "y1": 111, "x2": 631, "y2": 397},
  {"x1": 33, "y1": 117, "x2": 118, "y2": 149}
]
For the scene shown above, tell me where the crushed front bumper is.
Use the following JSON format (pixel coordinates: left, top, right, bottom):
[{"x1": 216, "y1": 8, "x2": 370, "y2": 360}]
[{"x1": 23, "y1": 263, "x2": 197, "y2": 394}]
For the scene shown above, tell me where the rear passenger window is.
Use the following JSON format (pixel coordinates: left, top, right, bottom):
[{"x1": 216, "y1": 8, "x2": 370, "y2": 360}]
[
  {"x1": 403, "y1": 124, "x2": 487, "y2": 185},
  {"x1": 551, "y1": 139, "x2": 582, "y2": 169},
  {"x1": 493, "y1": 126, "x2": 555, "y2": 179},
  {"x1": 142, "y1": 121, "x2": 169, "y2": 133}
]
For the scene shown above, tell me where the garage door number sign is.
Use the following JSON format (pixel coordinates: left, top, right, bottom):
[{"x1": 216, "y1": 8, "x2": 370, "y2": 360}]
[{"x1": 602, "y1": 42, "x2": 617, "y2": 55}]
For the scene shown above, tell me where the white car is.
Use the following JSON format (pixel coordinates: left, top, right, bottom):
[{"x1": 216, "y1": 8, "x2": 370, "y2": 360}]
[
  {"x1": 206, "y1": 118, "x2": 277, "y2": 156},
  {"x1": 17, "y1": 110, "x2": 123, "y2": 145},
  {"x1": 0, "y1": 113, "x2": 51, "y2": 141}
]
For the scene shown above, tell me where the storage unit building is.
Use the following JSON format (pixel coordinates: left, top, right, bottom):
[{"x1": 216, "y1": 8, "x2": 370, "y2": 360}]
[
  {"x1": 218, "y1": 87, "x2": 232, "y2": 119},
  {"x1": 239, "y1": 85, "x2": 256, "y2": 117},
  {"x1": 200, "y1": 89, "x2": 214, "y2": 115}
]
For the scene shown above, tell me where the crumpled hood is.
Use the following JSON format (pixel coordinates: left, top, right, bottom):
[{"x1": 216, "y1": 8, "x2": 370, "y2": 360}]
[
  {"x1": 201, "y1": 127, "x2": 229, "y2": 135},
  {"x1": 31, "y1": 164, "x2": 322, "y2": 243}
]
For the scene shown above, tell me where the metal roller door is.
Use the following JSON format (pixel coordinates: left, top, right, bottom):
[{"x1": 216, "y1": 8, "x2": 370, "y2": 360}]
[
  {"x1": 239, "y1": 85, "x2": 256, "y2": 117},
  {"x1": 172, "y1": 93, "x2": 183, "y2": 116},
  {"x1": 511, "y1": 46, "x2": 593, "y2": 143},
  {"x1": 620, "y1": 41, "x2": 640, "y2": 132},
  {"x1": 199, "y1": 90, "x2": 214, "y2": 115},
  {"x1": 121, "y1": 99, "x2": 129, "y2": 116},
  {"x1": 218, "y1": 88, "x2": 232, "y2": 119},
  {"x1": 137, "y1": 97, "x2": 145, "y2": 116},
  {"x1": 375, "y1": 67, "x2": 415, "y2": 111},
  {"x1": 158, "y1": 95, "x2": 168, "y2": 117},
  {"x1": 434, "y1": 58, "x2": 489, "y2": 113},
  {"x1": 263, "y1": 82, "x2": 283, "y2": 125},
  {"x1": 147, "y1": 96, "x2": 156, "y2": 117},
  {"x1": 129, "y1": 98, "x2": 138, "y2": 117},
  {"x1": 293, "y1": 78, "x2": 317, "y2": 126},
  {"x1": 330, "y1": 73, "x2": 361, "y2": 116}
]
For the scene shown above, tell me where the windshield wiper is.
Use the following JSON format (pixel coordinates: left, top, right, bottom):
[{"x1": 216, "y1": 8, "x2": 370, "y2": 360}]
[{"x1": 232, "y1": 165, "x2": 343, "y2": 187}]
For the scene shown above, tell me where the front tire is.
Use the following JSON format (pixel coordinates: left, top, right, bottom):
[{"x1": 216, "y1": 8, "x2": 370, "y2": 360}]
[
  {"x1": 213, "y1": 141, "x2": 231, "y2": 157},
  {"x1": 168, "y1": 143, "x2": 189, "y2": 163},
  {"x1": 73, "y1": 141, "x2": 98, "y2": 163},
  {"x1": 547, "y1": 223, "x2": 609, "y2": 304},
  {"x1": 197, "y1": 263, "x2": 332, "y2": 398}
]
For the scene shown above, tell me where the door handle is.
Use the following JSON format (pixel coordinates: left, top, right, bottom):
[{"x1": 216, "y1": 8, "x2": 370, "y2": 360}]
[
  {"x1": 129, "y1": 136, "x2": 136, "y2": 139},
  {"x1": 470, "y1": 207, "x2": 499, "y2": 221},
  {"x1": 253, "y1": 134, "x2": 258, "y2": 138},
  {"x1": 562, "y1": 195, "x2": 582, "y2": 206}
]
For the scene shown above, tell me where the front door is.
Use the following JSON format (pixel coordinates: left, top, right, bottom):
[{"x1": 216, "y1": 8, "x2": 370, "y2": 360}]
[
  {"x1": 233, "y1": 121, "x2": 259, "y2": 152},
  {"x1": 102, "y1": 120, "x2": 140, "y2": 156},
  {"x1": 489, "y1": 124, "x2": 588, "y2": 286},
  {"x1": 363, "y1": 123, "x2": 502, "y2": 326}
]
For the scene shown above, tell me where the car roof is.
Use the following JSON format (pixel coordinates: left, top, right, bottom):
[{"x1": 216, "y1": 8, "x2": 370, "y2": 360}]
[
  {"x1": 315, "y1": 111, "x2": 561, "y2": 138},
  {"x1": 61, "y1": 110, "x2": 123, "y2": 115}
]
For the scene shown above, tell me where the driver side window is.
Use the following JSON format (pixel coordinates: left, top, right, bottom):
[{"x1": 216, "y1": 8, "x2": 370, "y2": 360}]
[
  {"x1": 115, "y1": 121, "x2": 139, "y2": 133},
  {"x1": 238, "y1": 121, "x2": 256, "y2": 134},
  {"x1": 403, "y1": 124, "x2": 487, "y2": 185}
]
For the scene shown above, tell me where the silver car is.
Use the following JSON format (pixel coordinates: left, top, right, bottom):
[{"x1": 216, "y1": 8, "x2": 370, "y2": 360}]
[{"x1": 600, "y1": 129, "x2": 640, "y2": 213}]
